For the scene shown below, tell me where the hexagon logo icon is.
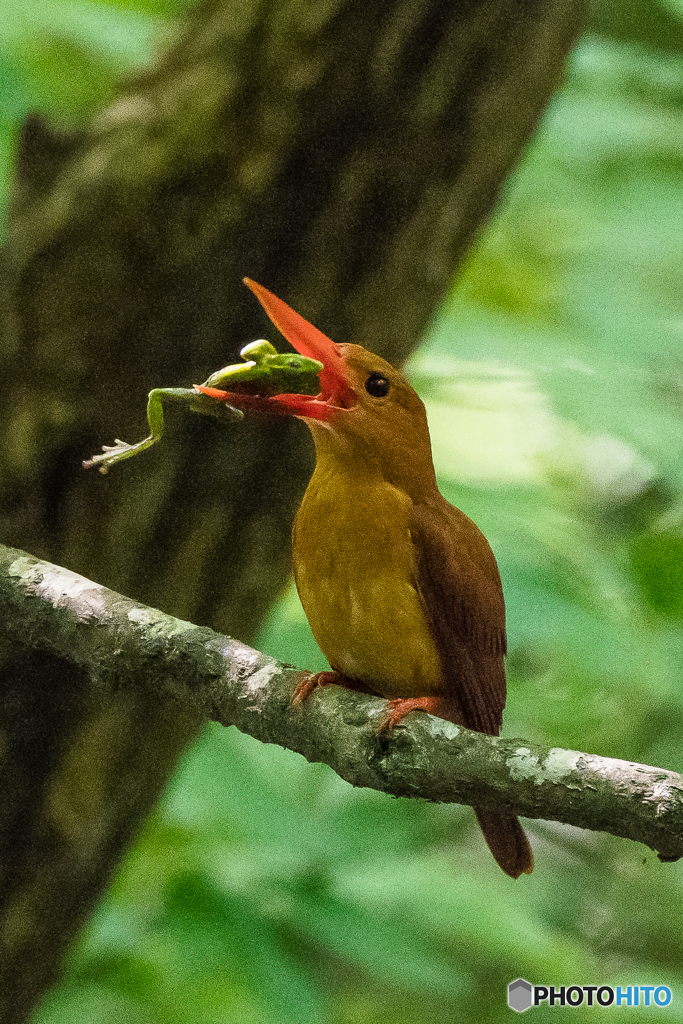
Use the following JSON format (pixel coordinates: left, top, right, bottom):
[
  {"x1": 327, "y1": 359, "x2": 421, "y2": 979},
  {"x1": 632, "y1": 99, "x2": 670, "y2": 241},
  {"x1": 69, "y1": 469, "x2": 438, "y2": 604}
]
[{"x1": 508, "y1": 978, "x2": 533, "y2": 1012}]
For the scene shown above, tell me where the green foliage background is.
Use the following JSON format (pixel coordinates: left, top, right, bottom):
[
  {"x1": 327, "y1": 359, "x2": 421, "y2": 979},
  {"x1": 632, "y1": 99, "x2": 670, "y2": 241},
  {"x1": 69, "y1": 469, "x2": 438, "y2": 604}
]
[{"x1": 3, "y1": 0, "x2": 682, "y2": 1020}]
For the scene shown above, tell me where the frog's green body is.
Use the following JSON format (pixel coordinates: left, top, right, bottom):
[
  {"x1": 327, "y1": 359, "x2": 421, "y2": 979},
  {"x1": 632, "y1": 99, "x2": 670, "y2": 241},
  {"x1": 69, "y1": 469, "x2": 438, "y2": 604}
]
[
  {"x1": 201, "y1": 340, "x2": 322, "y2": 396},
  {"x1": 84, "y1": 340, "x2": 322, "y2": 474}
]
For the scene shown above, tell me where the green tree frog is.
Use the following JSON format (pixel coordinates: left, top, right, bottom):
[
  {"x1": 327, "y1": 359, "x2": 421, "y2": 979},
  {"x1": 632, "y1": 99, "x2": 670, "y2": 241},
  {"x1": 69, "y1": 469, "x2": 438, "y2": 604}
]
[{"x1": 83, "y1": 340, "x2": 323, "y2": 474}]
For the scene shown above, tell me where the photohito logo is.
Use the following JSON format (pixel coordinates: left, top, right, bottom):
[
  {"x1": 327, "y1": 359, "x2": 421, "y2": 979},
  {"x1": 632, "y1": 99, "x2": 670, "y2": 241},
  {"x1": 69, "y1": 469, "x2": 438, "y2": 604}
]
[{"x1": 508, "y1": 978, "x2": 672, "y2": 1012}]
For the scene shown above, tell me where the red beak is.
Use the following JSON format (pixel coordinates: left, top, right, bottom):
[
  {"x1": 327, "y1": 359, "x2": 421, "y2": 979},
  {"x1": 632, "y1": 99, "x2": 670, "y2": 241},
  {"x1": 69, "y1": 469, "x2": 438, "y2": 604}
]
[{"x1": 195, "y1": 280, "x2": 357, "y2": 421}]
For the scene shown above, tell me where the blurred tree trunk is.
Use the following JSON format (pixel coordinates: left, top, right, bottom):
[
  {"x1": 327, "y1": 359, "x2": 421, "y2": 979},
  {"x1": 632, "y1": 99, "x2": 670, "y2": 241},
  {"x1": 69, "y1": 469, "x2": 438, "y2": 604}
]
[{"x1": 0, "y1": 0, "x2": 585, "y2": 1019}]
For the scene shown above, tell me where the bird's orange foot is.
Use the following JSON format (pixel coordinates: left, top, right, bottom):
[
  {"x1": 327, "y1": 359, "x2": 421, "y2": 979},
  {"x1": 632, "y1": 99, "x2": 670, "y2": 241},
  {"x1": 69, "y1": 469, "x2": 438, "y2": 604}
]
[
  {"x1": 379, "y1": 696, "x2": 439, "y2": 735},
  {"x1": 291, "y1": 671, "x2": 343, "y2": 706}
]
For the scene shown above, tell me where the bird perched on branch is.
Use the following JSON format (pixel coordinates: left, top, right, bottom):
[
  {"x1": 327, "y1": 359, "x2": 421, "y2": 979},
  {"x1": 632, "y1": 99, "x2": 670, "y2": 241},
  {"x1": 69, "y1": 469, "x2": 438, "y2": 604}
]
[{"x1": 198, "y1": 279, "x2": 533, "y2": 879}]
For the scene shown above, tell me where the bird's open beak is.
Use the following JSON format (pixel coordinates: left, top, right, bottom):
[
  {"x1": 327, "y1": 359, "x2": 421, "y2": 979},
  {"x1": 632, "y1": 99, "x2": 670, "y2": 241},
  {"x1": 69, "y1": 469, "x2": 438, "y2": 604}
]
[{"x1": 194, "y1": 279, "x2": 357, "y2": 421}]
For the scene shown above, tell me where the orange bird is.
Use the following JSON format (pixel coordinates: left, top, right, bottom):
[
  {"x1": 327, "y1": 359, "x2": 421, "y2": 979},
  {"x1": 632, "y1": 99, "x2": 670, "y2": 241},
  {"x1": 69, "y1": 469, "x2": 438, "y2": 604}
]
[{"x1": 198, "y1": 279, "x2": 533, "y2": 879}]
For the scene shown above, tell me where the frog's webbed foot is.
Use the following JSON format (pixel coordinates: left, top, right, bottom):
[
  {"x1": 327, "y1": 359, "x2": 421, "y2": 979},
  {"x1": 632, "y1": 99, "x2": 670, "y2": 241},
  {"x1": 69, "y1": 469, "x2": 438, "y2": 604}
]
[{"x1": 83, "y1": 436, "x2": 154, "y2": 474}]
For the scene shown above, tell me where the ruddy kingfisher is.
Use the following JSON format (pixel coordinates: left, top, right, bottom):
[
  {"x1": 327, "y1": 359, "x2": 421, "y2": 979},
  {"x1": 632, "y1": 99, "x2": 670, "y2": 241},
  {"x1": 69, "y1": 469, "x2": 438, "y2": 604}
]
[{"x1": 197, "y1": 279, "x2": 533, "y2": 879}]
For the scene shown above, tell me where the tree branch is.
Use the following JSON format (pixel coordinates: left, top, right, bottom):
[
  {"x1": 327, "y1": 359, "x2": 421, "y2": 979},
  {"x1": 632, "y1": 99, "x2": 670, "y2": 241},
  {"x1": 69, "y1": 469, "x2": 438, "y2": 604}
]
[{"x1": 3, "y1": 542, "x2": 681, "y2": 863}]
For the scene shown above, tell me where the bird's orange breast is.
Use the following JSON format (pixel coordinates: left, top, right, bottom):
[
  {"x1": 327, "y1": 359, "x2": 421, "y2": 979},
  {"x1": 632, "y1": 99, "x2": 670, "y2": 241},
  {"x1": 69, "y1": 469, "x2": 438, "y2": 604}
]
[{"x1": 292, "y1": 461, "x2": 443, "y2": 699}]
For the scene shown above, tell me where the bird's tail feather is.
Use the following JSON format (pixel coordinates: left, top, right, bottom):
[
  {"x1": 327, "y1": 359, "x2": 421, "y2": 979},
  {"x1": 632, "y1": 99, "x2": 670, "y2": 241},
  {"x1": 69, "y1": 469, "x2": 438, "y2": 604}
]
[{"x1": 474, "y1": 807, "x2": 533, "y2": 879}]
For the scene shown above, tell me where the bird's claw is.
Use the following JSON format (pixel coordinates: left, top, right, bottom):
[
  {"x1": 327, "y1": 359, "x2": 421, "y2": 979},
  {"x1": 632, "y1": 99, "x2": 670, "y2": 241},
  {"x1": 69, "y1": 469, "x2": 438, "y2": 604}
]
[
  {"x1": 291, "y1": 671, "x2": 341, "y2": 705},
  {"x1": 378, "y1": 697, "x2": 435, "y2": 735}
]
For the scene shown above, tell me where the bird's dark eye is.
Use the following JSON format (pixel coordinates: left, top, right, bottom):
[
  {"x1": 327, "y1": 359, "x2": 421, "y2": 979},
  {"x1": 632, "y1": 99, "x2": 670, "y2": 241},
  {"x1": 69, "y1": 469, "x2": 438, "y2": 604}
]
[{"x1": 365, "y1": 372, "x2": 390, "y2": 398}]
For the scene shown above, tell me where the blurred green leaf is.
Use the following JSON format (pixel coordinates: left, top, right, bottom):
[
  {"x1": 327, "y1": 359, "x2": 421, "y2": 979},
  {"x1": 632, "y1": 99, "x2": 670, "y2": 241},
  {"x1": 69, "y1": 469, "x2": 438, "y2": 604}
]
[
  {"x1": 0, "y1": 0, "x2": 181, "y2": 229},
  {"x1": 0, "y1": 0, "x2": 166, "y2": 68},
  {"x1": 629, "y1": 530, "x2": 683, "y2": 616}
]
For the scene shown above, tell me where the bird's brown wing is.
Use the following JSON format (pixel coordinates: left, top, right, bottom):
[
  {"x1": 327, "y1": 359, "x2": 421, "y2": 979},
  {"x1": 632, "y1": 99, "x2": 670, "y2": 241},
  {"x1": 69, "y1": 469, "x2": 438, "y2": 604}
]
[{"x1": 410, "y1": 497, "x2": 507, "y2": 736}]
